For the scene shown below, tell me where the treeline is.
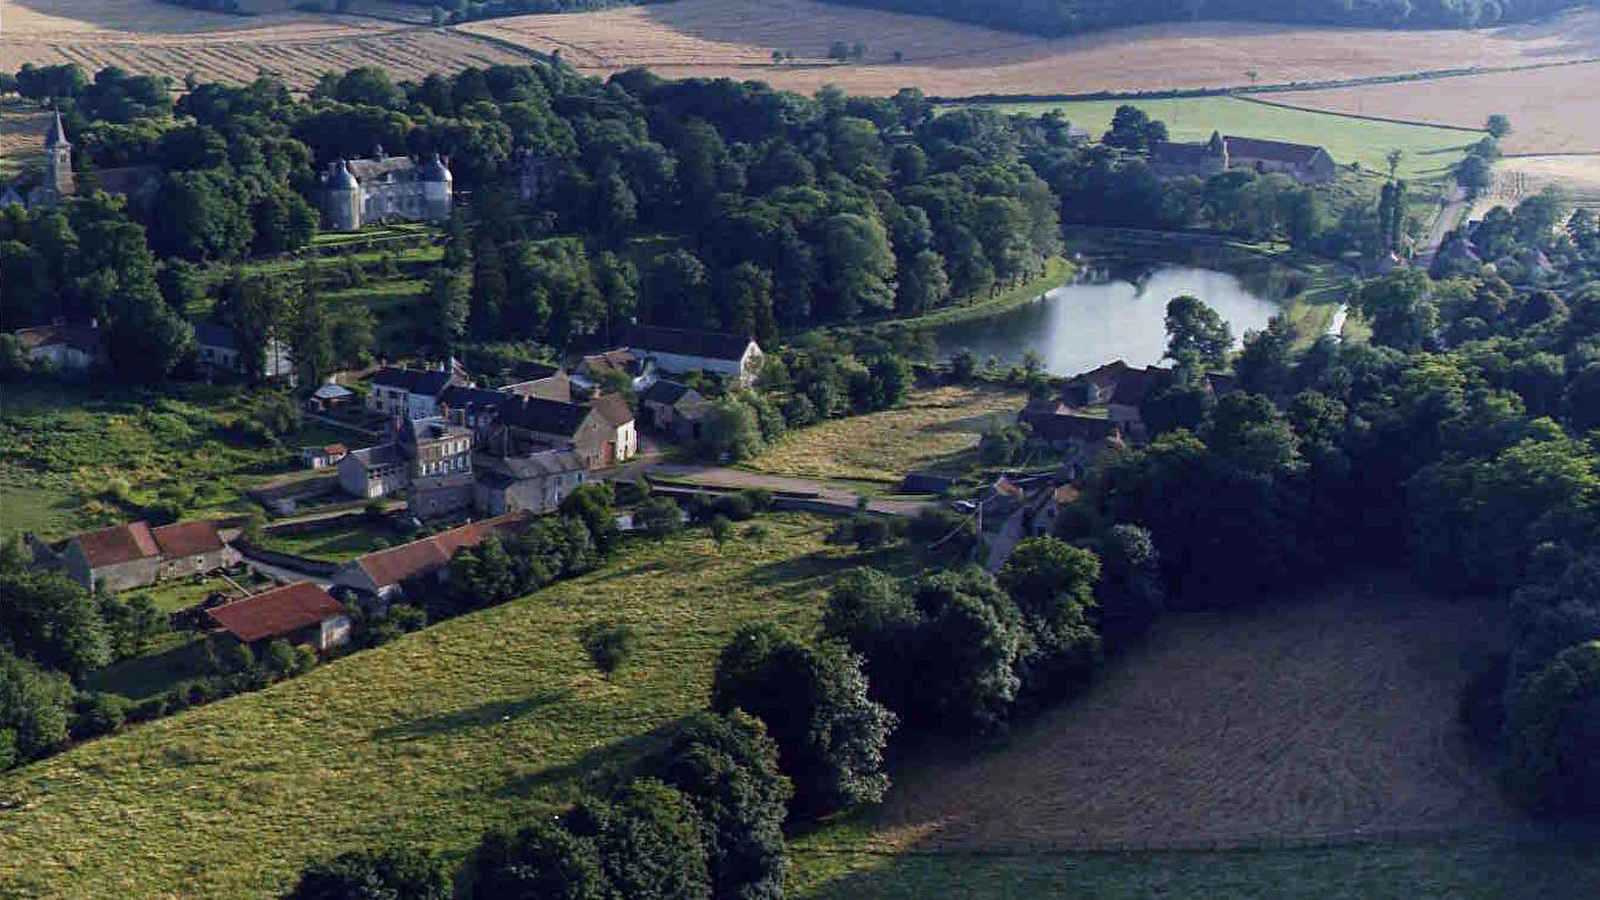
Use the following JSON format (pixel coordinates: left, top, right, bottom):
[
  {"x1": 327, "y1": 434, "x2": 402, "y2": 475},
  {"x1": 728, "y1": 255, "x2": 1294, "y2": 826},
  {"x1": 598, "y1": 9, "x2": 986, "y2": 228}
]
[{"x1": 816, "y1": 0, "x2": 1584, "y2": 37}]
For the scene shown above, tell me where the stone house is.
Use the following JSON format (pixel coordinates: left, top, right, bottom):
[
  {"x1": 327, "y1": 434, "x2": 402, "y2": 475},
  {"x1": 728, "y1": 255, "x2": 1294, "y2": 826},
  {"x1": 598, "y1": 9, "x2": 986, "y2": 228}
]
[
  {"x1": 338, "y1": 443, "x2": 409, "y2": 500},
  {"x1": 1018, "y1": 401, "x2": 1124, "y2": 461},
  {"x1": 620, "y1": 326, "x2": 764, "y2": 388},
  {"x1": 473, "y1": 448, "x2": 589, "y2": 516},
  {"x1": 206, "y1": 581, "x2": 351, "y2": 652},
  {"x1": 366, "y1": 365, "x2": 468, "y2": 420},
  {"x1": 480, "y1": 396, "x2": 631, "y2": 470},
  {"x1": 338, "y1": 416, "x2": 474, "y2": 516}
]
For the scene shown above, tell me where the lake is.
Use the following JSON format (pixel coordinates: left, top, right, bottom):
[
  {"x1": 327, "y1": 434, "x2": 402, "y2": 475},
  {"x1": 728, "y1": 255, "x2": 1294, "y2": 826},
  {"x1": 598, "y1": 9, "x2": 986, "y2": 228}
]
[{"x1": 935, "y1": 265, "x2": 1281, "y2": 375}]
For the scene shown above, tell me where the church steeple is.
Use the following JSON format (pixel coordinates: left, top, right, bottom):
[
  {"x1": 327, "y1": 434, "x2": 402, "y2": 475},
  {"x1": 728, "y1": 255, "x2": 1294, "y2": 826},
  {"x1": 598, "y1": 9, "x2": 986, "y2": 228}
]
[
  {"x1": 46, "y1": 110, "x2": 70, "y2": 149},
  {"x1": 43, "y1": 108, "x2": 75, "y2": 199}
]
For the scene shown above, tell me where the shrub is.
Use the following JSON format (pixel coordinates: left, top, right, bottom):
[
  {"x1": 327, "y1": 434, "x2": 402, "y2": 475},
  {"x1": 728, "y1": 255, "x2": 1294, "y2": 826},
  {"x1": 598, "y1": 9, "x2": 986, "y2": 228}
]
[
  {"x1": 463, "y1": 821, "x2": 607, "y2": 900},
  {"x1": 569, "y1": 779, "x2": 711, "y2": 900},
  {"x1": 260, "y1": 638, "x2": 300, "y2": 679},
  {"x1": 0, "y1": 651, "x2": 72, "y2": 765},
  {"x1": 578, "y1": 621, "x2": 637, "y2": 677},
  {"x1": 709, "y1": 515, "x2": 732, "y2": 548},
  {"x1": 711, "y1": 492, "x2": 753, "y2": 521},
  {"x1": 740, "y1": 488, "x2": 775, "y2": 512},
  {"x1": 636, "y1": 496, "x2": 683, "y2": 540},
  {"x1": 286, "y1": 846, "x2": 452, "y2": 900},
  {"x1": 70, "y1": 692, "x2": 130, "y2": 740}
]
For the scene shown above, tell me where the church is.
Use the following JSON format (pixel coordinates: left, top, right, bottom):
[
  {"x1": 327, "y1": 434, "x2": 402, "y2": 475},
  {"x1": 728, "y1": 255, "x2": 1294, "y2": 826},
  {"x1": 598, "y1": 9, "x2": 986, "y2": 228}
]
[
  {"x1": 1149, "y1": 131, "x2": 1337, "y2": 184},
  {"x1": 1, "y1": 111, "x2": 159, "y2": 210}
]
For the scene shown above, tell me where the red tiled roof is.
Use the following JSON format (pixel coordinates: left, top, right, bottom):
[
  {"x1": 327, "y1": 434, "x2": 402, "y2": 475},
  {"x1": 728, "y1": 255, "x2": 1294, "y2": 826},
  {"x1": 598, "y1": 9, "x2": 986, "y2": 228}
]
[
  {"x1": 73, "y1": 521, "x2": 159, "y2": 568},
  {"x1": 151, "y1": 520, "x2": 225, "y2": 559},
  {"x1": 206, "y1": 582, "x2": 343, "y2": 643},
  {"x1": 353, "y1": 510, "x2": 534, "y2": 588}
]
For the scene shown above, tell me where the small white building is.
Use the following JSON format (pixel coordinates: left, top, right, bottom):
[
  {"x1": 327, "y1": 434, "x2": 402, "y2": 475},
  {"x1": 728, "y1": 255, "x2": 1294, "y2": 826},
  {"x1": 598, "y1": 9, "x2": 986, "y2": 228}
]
[
  {"x1": 12, "y1": 322, "x2": 103, "y2": 373},
  {"x1": 194, "y1": 322, "x2": 294, "y2": 382}
]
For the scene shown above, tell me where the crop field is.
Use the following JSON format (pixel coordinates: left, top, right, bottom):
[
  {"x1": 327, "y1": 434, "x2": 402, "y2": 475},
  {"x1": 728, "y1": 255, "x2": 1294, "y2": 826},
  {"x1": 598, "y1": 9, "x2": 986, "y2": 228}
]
[
  {"x1": 1476, "y1": 153, "x2": 1600, "y2": 215},
  {"x1": 1278, "y1": 61, "x2": 1600, "y2": 156},
  {"x1": 461, "y1": 0, "x2": 1600, "y2": 98},
  {"x1": 0, "y1": 513, "x2": 916, "y2": 899},
  {"x1": 745, "y1": 385, "x2": 1026, "y2": 484},
  {"x1": 0, "y1": 0, "x2": 535, "y2": 88},
  {"x1": 982, "y1": 96, "x2": 1474, "y2": 180}
]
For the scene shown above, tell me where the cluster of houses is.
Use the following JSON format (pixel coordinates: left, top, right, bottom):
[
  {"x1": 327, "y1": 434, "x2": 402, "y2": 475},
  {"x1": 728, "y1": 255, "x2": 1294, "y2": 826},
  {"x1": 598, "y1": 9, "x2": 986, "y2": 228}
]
[{"x1": 331, "y1": 326, "x2": 762, "y2": 519}]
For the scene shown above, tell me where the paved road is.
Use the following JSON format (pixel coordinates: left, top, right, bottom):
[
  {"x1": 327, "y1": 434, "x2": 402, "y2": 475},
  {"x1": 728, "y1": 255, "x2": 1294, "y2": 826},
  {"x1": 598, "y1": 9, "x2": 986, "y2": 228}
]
[{"x1": 647, "y1": 463, "x2": 930, "y2": 517}]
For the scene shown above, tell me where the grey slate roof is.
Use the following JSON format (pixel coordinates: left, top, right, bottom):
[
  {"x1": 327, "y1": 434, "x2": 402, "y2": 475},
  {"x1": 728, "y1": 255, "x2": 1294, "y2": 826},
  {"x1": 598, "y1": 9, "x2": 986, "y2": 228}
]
[
  {"x1": 495, "y1": 396, "x2": 595, "y2": 436},
  {"x1": 622, "y1": 325, "x2": 752, "y2": 362},
  {"x1": 370, "y1": 367, "x2": 456, "y2": 396},
  {"x1": 193, "y1": 321, "x2": 237, "y2": 351},
  {"x1": 1223, "y1": 135, "x2": 1328, "y2": 165}
]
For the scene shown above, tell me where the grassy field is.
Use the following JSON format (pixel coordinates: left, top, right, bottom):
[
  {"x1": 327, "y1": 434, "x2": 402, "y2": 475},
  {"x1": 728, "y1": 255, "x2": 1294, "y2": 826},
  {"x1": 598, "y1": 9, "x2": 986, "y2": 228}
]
[
  {"x1": 745, "y1": 385, "x2": 1026, "y2": 484},
  {"x1": 259, "y1": 521, "x2": 396, "y2": 562},
  {"x1": 0, "y1": 513, "x2": 917, "y2": 899},
  {"x1": 461, "y1": 0, "x2": 1600, "y2": 98},
  {"x1": 0, "y1": 384, "x2": 346, "y2": 539},
  {"x1": 981, "y1": 96, "x2": 1473, "y2": 180}
]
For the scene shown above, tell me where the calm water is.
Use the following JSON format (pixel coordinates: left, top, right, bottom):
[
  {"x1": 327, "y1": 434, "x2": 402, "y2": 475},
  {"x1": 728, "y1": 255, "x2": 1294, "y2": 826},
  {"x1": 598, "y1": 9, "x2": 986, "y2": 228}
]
[{"x1": 936, "y1": 265, "x2": 1280, "y2": 375}]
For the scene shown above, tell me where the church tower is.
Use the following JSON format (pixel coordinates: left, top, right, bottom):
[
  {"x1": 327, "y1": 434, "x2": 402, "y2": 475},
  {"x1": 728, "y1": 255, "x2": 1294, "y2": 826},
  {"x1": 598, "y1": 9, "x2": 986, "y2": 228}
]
[{"x1": 42, "y1": 110, "x2": 75, "y2": 201}]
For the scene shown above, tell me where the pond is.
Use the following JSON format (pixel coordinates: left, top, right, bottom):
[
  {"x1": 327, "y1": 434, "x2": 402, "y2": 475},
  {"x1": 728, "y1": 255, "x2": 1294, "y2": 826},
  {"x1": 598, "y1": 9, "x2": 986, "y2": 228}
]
[{"x1": 935, "y1": 264, "x2": 1282, "y2": 375}]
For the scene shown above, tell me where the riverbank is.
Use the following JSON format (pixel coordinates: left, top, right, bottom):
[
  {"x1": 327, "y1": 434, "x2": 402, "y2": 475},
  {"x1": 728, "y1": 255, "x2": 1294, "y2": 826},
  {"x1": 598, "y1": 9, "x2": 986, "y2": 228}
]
[{"x1": 807, "y1": 257, "x2": 1075, "y2": 341}]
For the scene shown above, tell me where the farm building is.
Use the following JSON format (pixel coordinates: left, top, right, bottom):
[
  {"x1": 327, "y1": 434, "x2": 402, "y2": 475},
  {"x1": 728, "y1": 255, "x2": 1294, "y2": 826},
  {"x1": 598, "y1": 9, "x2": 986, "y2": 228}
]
[
  {"x1": 37, "y1": 519, "x2": 234, "y2": 593},
  {"x1": 301, "y1": 443, "x2": 349, "y2": 470},
  {"x1": 474, "y1": 448, "x2": 589, "y2": 516},
  {"x1": 305, "y1": 382, "x2": 356, "y2": 413},
  {"x1": 640, "y1": 379, "x2": 712, "y2": 440},
  {"x1": 331, "y1": 510, "x2": 535, "y2": 603},
  {"x1": 1150, "y1": 131, "x2": 1336, "y2": 183},
  {"x1": 206, "y1": 581, "x2": 351, "y2": 652},
  {"x1": 571, "y1": 348, "x2": 656, "y2": 396},
  {"x1": 620, "y1": 326, "x2": 765, "y2": 388}
]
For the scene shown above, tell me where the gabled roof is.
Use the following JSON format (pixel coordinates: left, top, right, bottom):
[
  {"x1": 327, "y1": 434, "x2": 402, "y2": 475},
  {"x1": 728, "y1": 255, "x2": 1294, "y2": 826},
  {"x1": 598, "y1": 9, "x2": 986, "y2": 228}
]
[
  {"x1": 206, "y1": 582, "x2": 343, "y2": 643},
  {"x1": 193, "y1": 321, "x2": 238, "y2": 351},
  {"x1": 495, "y1": 396, "x2": 596, "y2": 437},
  {"x1": 510, "y1": 361, "x2": 563, "y2": 381},
  {"x1": 151, "y1": 520, "x2": 225, "y2": 559},
  {"x1": 14, "y1": 323, "x2": 101, "y2": 355},
  {"x1": 578, "y1": 349, "x2": 640, "y2": 378},
  {"x1": 591, "y1": 394, "x2": 634, "y2": 429},
  {"x1": 72, "y1": 521, "x2": 159, "y2": 568},
  {"x1": 480, "y1": 448, "x2": 587, "y2": 481},
  {"x1": 439, "y1": 384, "x2": 518, "y2": 416},
  {"x1": 1223, "y1": 135, "x2": 1329, "y2": 166},
  {"x1": 370, "y1": 367, "x2": 458, "y2": 396},
  {"x1": 311, "y1": 383, "x2": 356, "y2": 400},
  {"x1": 621, "y1": 326, "x2": 754, "y2": 362},
  {"x1": 1020, "y1": 409, "x2": 1120, "y2": 444},
  {"x1": 1108, "y1": 366, "x2": 1163, "y2": 407},
  {"x1": 346, "y1": 156, "x2": 421, "y2": 183},
  {"x1": 349, "y1": 444, "x2": 404, "y2": 469},
  {"x1": 642, "y1": 379, "x2": 700, "y2": 406},
  {"x1": 1150, "y1": 141, "x2": 1218, "y2": 167},
  {"x1": 347, "y1": 511, "x2": 533, "y2": 589}
]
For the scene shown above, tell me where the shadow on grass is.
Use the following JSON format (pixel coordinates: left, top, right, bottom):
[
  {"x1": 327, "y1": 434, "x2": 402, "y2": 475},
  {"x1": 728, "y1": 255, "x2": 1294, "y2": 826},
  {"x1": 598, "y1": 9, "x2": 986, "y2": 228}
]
[
  {"x1": 493, "y1": 719, "x2": 688, "y2": 800},
  {"x1": 371, "y1": 689, "x2": 571, "y2": 742},
  {"x1": 88, "y1": 636, "x2": 210, "y2": 701}
]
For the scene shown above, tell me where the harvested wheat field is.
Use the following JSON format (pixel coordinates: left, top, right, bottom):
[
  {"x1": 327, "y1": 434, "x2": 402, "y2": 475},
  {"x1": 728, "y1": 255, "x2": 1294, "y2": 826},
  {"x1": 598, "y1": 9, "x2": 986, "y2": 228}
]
[
  {"x1": 863, "y1": 577, "x2": 1520, "y2": 851},
  {"x1": 0, "y1": 102, "x2": 52, "y2": 176},
  {"x1": 1475, "y1": 154, "x2": 1600, "y2": 215},
  {"x1": 1282, "y1": 62, "x2": 1600, "y2": 155},
  {"x1": 463, "y1": 0, "x2": 1600, "y2": 97},
  {"x1": 0, "y1": 0, "x2": 536, "y2": 87}
]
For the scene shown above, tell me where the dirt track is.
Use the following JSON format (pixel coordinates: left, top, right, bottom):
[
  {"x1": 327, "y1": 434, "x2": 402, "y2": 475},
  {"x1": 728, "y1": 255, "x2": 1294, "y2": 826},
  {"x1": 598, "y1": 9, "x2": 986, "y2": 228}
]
[{"x1": 865, "y1": 577, "x2": 1520, "y2": 850}]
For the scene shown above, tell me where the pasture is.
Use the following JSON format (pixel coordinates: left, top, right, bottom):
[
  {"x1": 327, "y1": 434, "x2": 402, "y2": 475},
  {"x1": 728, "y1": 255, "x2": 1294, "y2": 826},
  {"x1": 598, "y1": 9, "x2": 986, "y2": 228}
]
[
  {"x1": 981, "y1": 96, "x2": 1474, "y2": 181},
  {"x1": 0, "y1": 514, "x2": 908, "y2": 899},
  {"x1": 744, "y1": 385, "x2": 1026, "y2": 485},
  {"x1": 462, "y1": 0, "x2": 1600, "y2": 98}
]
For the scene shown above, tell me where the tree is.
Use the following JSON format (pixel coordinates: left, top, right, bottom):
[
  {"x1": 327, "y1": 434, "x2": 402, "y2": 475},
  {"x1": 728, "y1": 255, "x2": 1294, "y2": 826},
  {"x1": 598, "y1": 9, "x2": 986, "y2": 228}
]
[
  {"x1": 711, "y1": 623, "x2": 894, "y2": 818},
  {"x1": 289, "y1": 264, "x2": 333, "y2": 387},
  {"x1": 285, "y1": 847, "x2": 451, "y2": 900},
  {"x1": 997, "y1": 537, "x2": 1101, "y2": 658},
  {"x1": 1102, "y1": 105, "x2": 1168, "y2": 153},
  {"x1": 1504, "y1": 641, "x2": 1600, "y2": 813},
  {"x1": 570, "y1": 779, "x2": 710, "y2": 900},
  {"x1": 1087, "y1": 524, "x2": 1165, "y2": 650},
  {"x1": 579, "y1": 620, "x2": 636, "y2": 677},
  {"x1": 700, "y1": 397, "x2": 763, "y2": 462},
  {"x1": 0, "y1": 650, "x2": 72, "y2": 767},
  {"x1": 1486, "y1": 114, "x2": 1513, "y2": 140},
  {"x1": 828, "y1": 41, "x2": 850, "y2": 61},
  {"x1": 821, "y1": 213, "x2": 895, "y2": 321},
  {"x1": 1164, "y1": 294, "x2": 1232, "y2": 365},
  {"x1": 0, "y1": 567, "x2": 112, "y2": 680},
  {"x1": 649, "y1": 711, "x2": 792, "y2": 900},
  {"x1": 425, "y1": 264, "x2": 470, "y2": 349},
  {"x1": 1385, "y1": 148, "x2": 1405, "y2": 181},
  {"x1": 463, "y1": 822, "x2": 607, "y2": 900}
]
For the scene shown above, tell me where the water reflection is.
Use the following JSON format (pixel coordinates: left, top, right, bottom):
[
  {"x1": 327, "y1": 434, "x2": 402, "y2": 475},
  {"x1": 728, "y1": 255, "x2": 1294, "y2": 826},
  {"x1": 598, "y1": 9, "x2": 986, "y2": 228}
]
[{"x1": 935, "y1": 265, "x2": 1280, "y2": 375}]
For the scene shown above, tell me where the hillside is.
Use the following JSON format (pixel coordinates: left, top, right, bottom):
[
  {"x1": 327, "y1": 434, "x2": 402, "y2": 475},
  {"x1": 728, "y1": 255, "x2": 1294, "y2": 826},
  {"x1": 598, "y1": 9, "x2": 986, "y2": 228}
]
[{"x1": 0, "y1": 515, "x2": 901, "y2": 898}]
